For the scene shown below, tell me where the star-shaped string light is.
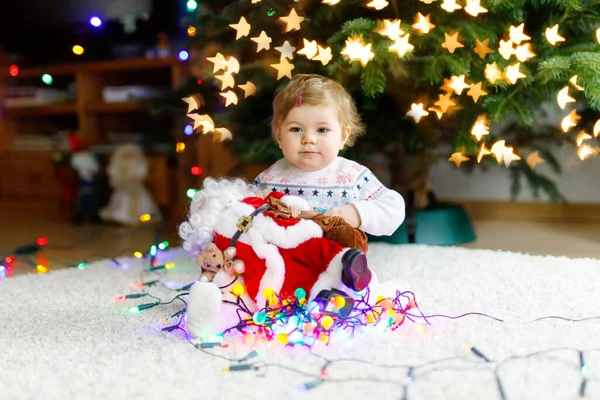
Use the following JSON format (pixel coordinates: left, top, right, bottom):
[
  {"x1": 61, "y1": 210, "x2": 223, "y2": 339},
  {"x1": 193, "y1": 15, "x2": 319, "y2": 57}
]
[
  {"x1": 464, "y1": 0, "x2": 487, "y2": 16},
  {"x1": 406, "y1": 103, "x2": 429, "y2": 123},
  {"x1": 275, "y1": 41, "x2": 296, "y2": 60},
  {"x1": 419, "y1": 0, "x2": 437, "y2": 3},
  {"x1": 467, "y1": 82, "x2": 488, "y2": 103},
  {"x1": 220, "y1": 90, "x2": 239, "y2": 107},
  {"x1": 561, "y1": 109, "x2": 580, "y2": 132},
  {"x1": 597, "y1": 28, "x2": 600, "y2": 44},
  {"x1": 367, "y1": 0, "x2": 389, "y2": 10},
  {"x1": 187, "y1": 114, "x2": 215, "y2": 133},
  {"x1": 182, "y1": 94, "x2": 204, "y2": 113},
  {"x1": 207, "y1": 53, "x2": 227, "y2": 73},
  {"x1": 449, "y1": 75, "x2": 470, "y2": 95},
  {"x1": 448, "y1": 152, "x2": 469, "y2": 166},
  {"x1": 223, "y1": 56, "x2": 240, "y2": 74},
  {"x1": 526, "y1": 151, "x2": 545, "y2": 169},
  {"x1": 389, "y1": 34, "x2": 414, "y2": 57},
  {"x1": 577, "y1": 144, "x2": 596, "y2": 160},
  {"x1": 412, "y1": 13, "x2": 435, "y2": 34},
  {"x1": 238, "y1": 81, "x2": 257, "y2": 99},
  {"x1": 250, "y1": 31, "x2": 272, "y2": 52},
  {"x1": 214, "y1": 73, "x2": 235, "y2": 90},
  {"x1": 485, "y1": 62, "x2": 502, "y2": 83},
  {"x1": 545, "y1": 24, "x2": 565, "y2": 46},
  {"x1": 279, "y1": 8, "x2": 304, "y2": 32},
  {"x1": 490, "y1": 140, "x2": 521, "y2": 167},
  {"x1": 377, "y1": 19, "x2": 404, "y2": 40},
  {"x1": 474, "y1": 39, "x2": 494, "y2": 59},
  {"x1": 504, "y1": 63, "x2": 526, "y2": 84},
  {"x1": 271, "y1": 59, "x2": 295, "y2": 80},
  {"x1": 297, "y1": 39, "x2": 318, "y2": 59},
  {"x1": 428, "y1": 106, "x2": 444, "y2": 119},
  {"x1": 313, "y1": 45, "x2": 333, "y2": 65},
  {"x1": 322, "y1": 0, "x2": 341, "y2": 4},
  {"x1": 213, "y1": 128, "x2": 233, "y2": 142},
  {"x1": 471, "y1": 115, "x2": 490, "y2": 141},
  {"x1": 434, "y1": 93, "x2": 456, "y2": 113},
  {"x1": 341, "y1": 37, "x2": 375, "y2": 66},
  {"x1": 509, "y1": 23, "x2": 531, "y2": 45},
  {"x1": 477, "y1": 143, "x2": 491, "y2": 163},
  {"x1": 229, "y1": 17, "x2": 251, "y2": 39},
  {"x1": 556, "y1": 87, "x2": 575, "y2": 110},
  {"x1": 441, "y1": 32, "x2": 464, "y2": 53},
  {"x1": 498, "y1": 39, "x2": 515, "y2": 60},
  {"x1": 569, "y1": 75, "x2": 584, "y2": 91},
  {"x1": 576, "y1": 130, "x2": 592, "y2": 146},
  {"x1": 441, "y1": 0, "x2": 462, "y2": 12},
  {"x1": 594, "y1": 120, "x2": 600, "y2": 137},
  {"x1": 514, "y1": 43, "x2": 535, "y2": 62}
]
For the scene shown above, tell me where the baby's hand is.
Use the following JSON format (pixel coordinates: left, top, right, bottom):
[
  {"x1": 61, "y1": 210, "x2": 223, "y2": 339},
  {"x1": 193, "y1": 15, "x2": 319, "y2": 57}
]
[
  {"x1": 325, "y1": 205, "x2": 362, "y2": 228},
  {"x1": 289, "y1": 205, "x2": 301, "y2": 218}
]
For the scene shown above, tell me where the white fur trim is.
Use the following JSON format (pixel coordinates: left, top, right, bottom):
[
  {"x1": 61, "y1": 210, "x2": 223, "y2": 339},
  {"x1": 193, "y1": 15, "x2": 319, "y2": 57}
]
[
  {"x1": 308, "y1": 249, "x2": 347, "y2": 300},
  {"x1": 252, "y1": 214, "x2": 322, "y2": 249},
  {"x1": 214, "y1": 202, "x2": 323, "y2": 249},
  {"x1": 247, "y1": 228, "x2": 286, "y2": 307},
  {"x1": 280, "y1": 195, "x2": 311, "y2": 211}
]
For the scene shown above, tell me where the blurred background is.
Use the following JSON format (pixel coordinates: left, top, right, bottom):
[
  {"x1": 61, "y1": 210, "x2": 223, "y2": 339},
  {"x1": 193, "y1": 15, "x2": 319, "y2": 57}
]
[{"x1": 0, "y1": 0, "x2": 598, "y2": 280}]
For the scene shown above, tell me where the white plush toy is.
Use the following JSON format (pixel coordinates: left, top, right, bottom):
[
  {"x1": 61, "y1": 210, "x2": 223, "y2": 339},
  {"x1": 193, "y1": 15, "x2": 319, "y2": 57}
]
[
  {"x1": 100, "y1": 143, "x2": 161, "y2": 226},
  {"x1": 179, "y1": 178, "x2": 410, "y2": 342}
]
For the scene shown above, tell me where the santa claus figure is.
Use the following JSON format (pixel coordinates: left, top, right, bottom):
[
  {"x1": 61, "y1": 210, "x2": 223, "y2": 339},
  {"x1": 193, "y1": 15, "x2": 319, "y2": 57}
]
[
  {"x1": 99, "y1": 144, "x2": 161, "y2": 226},
  {"x1": 179, "y1": 178, "x2": 408, "y2": 341}
]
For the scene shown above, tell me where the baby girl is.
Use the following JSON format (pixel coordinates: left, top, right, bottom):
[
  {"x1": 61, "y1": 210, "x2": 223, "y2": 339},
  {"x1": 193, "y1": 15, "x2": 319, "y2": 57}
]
[{"x1": 254, "y1": 74, "x2": 406, "y2": 289}]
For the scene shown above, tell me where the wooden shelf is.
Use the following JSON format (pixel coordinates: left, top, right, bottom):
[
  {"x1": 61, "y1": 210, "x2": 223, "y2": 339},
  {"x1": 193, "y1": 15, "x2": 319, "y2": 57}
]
[
  {"x1": 7, "y1": 57, "x2": 181, "y2": 79},
  {"x1": 3, "y1": 103, "x2": 77, "y2": 116},
  {"x1": 84, "y1": 101, "x2": 145, "y2": 113}
]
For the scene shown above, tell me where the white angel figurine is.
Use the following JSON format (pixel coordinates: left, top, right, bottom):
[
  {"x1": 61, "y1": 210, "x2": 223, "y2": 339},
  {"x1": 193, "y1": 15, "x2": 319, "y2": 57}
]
[{"x1": 100, "y1": 144, "x2": 161, "y2": 226}]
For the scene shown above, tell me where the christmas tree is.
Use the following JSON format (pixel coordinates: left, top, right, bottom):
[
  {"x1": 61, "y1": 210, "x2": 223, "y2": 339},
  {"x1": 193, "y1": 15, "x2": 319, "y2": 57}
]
[{"x1": 182, "y1": 0, "x2": 600, "y2": 205}]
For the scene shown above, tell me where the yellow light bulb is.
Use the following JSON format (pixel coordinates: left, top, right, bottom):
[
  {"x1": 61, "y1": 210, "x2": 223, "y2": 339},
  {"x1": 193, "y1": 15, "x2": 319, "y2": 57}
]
[
  {"x1": 165, "y1": 263, "x2": 175, "y2": 270},
  {"x1": 187, "y1": 26, "x2": 197, "y2": 37},
  {"x1": 72, "y1": 45, "x2": 84, "y2": 55},
  {"x1": 134, "y1": 251, "x2": 143, "y2": 259},
  {"x1": 232, "y1": 283, "x2": 245, "y2": 296},
  {"x1": 139, "y1": 213, "x2": 151, "y2": 222},
  {"x1": 176, "y1": 142, "x2": 185, "y2": 153}
]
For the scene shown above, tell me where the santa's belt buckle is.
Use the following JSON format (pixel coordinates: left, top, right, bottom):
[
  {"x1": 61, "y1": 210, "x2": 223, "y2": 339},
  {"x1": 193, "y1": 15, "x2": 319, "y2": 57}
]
[{"x1": 236, "y1": 215, "x2": 253, "y2": 232}]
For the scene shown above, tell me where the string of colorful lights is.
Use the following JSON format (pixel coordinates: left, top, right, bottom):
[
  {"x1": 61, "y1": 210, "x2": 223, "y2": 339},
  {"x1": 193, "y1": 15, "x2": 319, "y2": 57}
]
[{"x1": 107, "y1": 241, "x2": 600, "y2": 399}]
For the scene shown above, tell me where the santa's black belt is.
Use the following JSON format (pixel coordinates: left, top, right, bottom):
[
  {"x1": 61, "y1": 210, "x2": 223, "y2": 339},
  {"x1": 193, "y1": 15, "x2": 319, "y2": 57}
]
[{"x1": 229, "y1": 203, "x2": 269, "y2": 247}]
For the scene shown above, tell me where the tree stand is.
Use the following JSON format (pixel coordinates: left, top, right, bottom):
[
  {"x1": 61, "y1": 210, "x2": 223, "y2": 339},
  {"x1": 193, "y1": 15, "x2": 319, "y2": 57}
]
[{"x1": 368, "y1": 190, "x2": 476, "y2": 245}]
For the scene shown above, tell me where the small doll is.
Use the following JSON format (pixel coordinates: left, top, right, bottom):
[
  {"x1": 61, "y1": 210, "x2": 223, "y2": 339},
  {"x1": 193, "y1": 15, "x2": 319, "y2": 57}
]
[{"x1": 99, "y1": 144, "x2": 161, "y2": 226}]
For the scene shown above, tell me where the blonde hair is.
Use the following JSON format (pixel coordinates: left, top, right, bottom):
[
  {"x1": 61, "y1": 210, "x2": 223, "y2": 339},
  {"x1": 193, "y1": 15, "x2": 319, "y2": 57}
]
[{"x1": 271, "y1": 74, "x2": 365, "y2": 147}]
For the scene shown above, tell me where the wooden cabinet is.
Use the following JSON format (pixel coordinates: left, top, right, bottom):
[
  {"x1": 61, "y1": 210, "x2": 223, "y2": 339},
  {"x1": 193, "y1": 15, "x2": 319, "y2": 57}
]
[{"x1": 0, "y1": 57, "x2": 189, "y2": 219}]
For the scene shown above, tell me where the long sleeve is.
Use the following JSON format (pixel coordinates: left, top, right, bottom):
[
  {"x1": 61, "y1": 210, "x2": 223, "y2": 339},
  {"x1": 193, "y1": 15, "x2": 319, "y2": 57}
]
[{"x1": 351, "y1": 168, "x2": 405, "y2": 236}]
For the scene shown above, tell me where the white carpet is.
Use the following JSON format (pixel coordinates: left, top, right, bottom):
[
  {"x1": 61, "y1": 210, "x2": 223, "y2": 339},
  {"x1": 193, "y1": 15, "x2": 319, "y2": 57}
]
[{"x1": 2, "y1": 244, "x2": 600, "y2": 400}]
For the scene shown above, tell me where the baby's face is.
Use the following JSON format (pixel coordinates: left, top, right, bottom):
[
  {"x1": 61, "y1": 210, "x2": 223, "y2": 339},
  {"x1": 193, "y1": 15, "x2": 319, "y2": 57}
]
[{"x1": 277, "y1": 103, "x2": 349, "y2": 171}]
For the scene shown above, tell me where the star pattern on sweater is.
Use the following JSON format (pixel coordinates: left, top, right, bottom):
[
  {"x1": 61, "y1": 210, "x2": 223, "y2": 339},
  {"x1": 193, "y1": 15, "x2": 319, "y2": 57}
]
[
  {"x1": 313, "y1": 190, "x2": 319, "y2": 196},
  {"x1": 298, "y1": 189, "x2": 304, "y2": 195},
  {"x1": 284, "y1": 188, "x2": 290, "y2": 194},
  {"x1": 342, "y1": 190, "x2": 348, "y2": 198},
  {"x1": 364, "y1": 176, "x2": 370, "y2": 182},
  {"x1": 271, "y1": 187, "x2": 277, "y2": 192},
  {"x1": 327, "y1": 190, "x2": 333, "y2": 197}
]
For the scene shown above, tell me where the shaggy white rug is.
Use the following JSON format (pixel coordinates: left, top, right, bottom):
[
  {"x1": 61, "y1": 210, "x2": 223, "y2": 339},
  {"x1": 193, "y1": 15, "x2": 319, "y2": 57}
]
[{"x1": 2, "y1": 244, "x2": 600, "y2": 400}]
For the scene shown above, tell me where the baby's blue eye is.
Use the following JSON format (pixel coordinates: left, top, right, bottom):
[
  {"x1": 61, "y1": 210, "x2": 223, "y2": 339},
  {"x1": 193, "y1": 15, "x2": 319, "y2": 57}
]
[
  {"x1": 317, "y1": 128, "x2": 329, "y2": 133},
  {"x1": 290, "y1": 127, "x2": 302, "y2": 133}
]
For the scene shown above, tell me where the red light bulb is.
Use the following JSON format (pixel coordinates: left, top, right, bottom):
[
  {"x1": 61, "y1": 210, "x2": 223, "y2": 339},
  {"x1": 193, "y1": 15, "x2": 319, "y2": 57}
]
[
  {"x1": 9, "y1": 65, "x2": 18, "y2": 77},
  {"x1": 36, "y1": 237, "x2": 48, "y2": 246},
  {"x1": 190, "y1": 166, "x2": 203, "y2": 176}
]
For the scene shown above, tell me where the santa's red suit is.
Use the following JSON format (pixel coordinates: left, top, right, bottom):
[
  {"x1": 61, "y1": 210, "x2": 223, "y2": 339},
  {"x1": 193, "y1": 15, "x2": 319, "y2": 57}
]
[{"x1": 212, "y1": 192, "x2": 349, "y2": 307}]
